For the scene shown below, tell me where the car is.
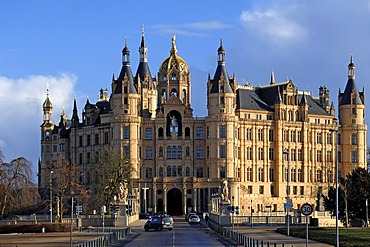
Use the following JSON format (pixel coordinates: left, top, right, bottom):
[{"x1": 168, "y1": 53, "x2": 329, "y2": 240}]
[
  {"x1": 185, "y1": 212, "x2": 196, "y2": 221},
  {"x1": 144, "y1": 215, "x2": 173, "y2": 231},
  {"x1": 139, "y1": 212, "x2": 152, "y2": 219},
  {"x1": 188, "y1": 215, "x2": 201, "y2": 224}
]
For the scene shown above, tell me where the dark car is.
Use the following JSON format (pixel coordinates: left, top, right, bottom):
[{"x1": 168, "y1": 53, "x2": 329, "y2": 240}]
[
  {"x1": 139, "y1": 212, "x2": 152, "y2": 219},
  {"x1": 144, "y1": 215, "x2": 173, "y2": 231}
]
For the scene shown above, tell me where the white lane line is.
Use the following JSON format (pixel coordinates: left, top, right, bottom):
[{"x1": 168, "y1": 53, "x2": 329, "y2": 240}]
[{"x1": 172, "y1": 230, "x2": 176, "y2": 247}]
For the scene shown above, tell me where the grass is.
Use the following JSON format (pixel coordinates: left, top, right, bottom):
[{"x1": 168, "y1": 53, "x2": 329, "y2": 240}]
[{"x1": 276, "y1": 226, "x2": 370, "y2": 247}]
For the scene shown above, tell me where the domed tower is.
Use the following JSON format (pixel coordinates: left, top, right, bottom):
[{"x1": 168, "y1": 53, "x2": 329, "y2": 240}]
[
  {"x1": 157, "y1": 35, "x2": 191, "y2": 109},
  {"x1": 338, "y1": 55, "x2": 367, "y2": 175}
]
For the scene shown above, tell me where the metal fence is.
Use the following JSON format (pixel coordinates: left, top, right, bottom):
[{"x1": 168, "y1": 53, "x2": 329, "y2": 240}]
[{"x1": 74, "y1": 227, "x2": 131, "y2": 247}]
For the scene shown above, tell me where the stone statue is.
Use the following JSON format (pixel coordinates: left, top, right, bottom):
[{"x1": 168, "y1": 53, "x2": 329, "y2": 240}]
[
  {"x1": 118, "y1": 181, "x2": 128, "y2": 204},
  {"x1": 221, "y1": 179, "x2": 230, "y2": 202},
  {"x1": 170, "y1": 115, "x2": 177, "y2": 134}
]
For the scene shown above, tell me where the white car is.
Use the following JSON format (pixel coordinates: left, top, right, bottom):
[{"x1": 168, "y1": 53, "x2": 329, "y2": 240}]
[{"x1": 188, "y1": 215, "x2": 201, "y2": 224}]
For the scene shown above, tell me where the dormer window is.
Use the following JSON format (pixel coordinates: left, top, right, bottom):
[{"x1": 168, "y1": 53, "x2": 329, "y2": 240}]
[{"x1": 220, "y1": 85, "x2": 224, "y2": 93}]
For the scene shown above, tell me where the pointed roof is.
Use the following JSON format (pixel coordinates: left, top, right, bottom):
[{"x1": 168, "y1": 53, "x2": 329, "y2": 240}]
[
  {"x1": 270, "y1": 70, "x2": 275, "y2": 85},
  {"x1": 71, "y1": 97, "x2": 79, "y2": 127},
  {"x1": 114, "y1": 38, "x2": 137, "y2": 94},
  {"x1": 299, "y1": 92, "x2": 307, "y2": 105},
  {"x1": 339, "y1": 56, "x2": 363, "y2": 105},
  {"x1": 135, "y1": 27, "x2": 153, "y2": 87},
  {"x1": 159, "y1": 35, "x2": 188, "y2": 74},
  {"x1": 210, "y1": 38, "x2": 233, "y2": 94}
]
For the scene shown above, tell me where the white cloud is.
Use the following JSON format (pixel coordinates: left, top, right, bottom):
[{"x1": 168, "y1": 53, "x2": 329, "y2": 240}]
[
  {"x1": 151, "y1": 20, "x2": 232, "y2": 36},
  {"x1": 240, "y1": 8, "x2": 307, "y2": 40},
  {"x1": 0, "y1": 74, "x2": 77, "y2": 164}
]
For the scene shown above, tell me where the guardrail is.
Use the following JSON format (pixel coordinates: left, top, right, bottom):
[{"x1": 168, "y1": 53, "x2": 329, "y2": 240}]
[
  {"x1": 75, "y1": 227, "x2": 131, "y2": 247},
  {"x1": 208, "y1": 221, "x2": 288, "y2": 247}
]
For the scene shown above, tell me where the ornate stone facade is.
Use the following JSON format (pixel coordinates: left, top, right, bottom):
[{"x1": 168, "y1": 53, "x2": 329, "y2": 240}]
[{"x1": 39, "y1": 33, "x2": 366, "y2": 215}]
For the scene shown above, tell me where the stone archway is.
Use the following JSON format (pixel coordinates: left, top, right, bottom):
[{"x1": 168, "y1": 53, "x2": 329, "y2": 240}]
[{"x1": 167, "y1": 188, "x2": 182, "y2": 215}]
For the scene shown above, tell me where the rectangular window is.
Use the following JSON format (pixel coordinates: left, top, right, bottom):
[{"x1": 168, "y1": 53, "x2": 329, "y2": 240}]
[
  {"x1": 338, "y1": 151, "x2": 342, "y2": 163},
  {"x1": 145, "y1": 128, "x2": 152, "y2": 140},
  {"x1": 246, "y1": 167, "x2": 252, "y2": 181},
  {"x1": 123, "y1": 126, "x2": 130, "y2": 139},
  {"x1": 268, "y1": 129, "x2": 274, "y2": 142},
  {"x1": 79, "y1": 136, "x2": 83, "y2": 147},
  {"x1": 316, "y1": 132, "x2": 322, "y2": 144},
  {"x1": 206, "y1": 146, "x2": 210, "y2": 159},
  {"x1": 270, "y1": 185, "x2": 275, "y2": 196},
  {"x1": 246, "y1": 128, "x2": 252, "y2": 140},
  {"x1": 259, "y1": 186, "x2": 264, "y2": 194},
  {"x1": 94, "y1": 133, "x2": 99, "y2": 145},
  {"x1": 337, "y1": 133, "x2": 341, "y2": 145},
  {"x1": 196, "y1": 127, "x2": 203, "y2": 140},
  {"x1": 317, "y1": 150, "x2": 322, "y2": 162},
  {"x1": 258, "y1": 129, "x2": 263, "y2": 141},
  {"x1": 352, "y1": 133, "x2": 357, "y2": 145},
  {"x1": 290, "y1": 131, "x2": 295, "y2": 142},
  {"x1": 246, "y1": 147, "x2": 252, "y2": 160},
  {"x1": 298, "y1": 169, "x2": 302, "y2": 182},
  {"x1": 284, "y1": 130, "x2": 289, "y2": 142},
  {"x1": 219, "y1": 145, "x2": 226, "y2": 158},
  {"x1": 145, "y1": 147, "x2": 152, "y2": 160},
  {"x1": 269, "y1": 168, "x2": 274, "y2": 182},
  {"x1": 298, "y1": 149, "x2": 302, "y2": 161},
  {"x1": 352, "y1": 151, "x2": 357, "y2": 163},
  {"x1": 297, "y1": 131, "x2": 302, "y2": 142},
  {"x1": 124, "y1": 97, "x2": 128, "y2": 105},
  {"x1": 220, "y1": 96, "x2": 225, "y2": 104},
  {"x1": 220, "y1": 166, "x2": 226, "y2": 178},
  {"x1": 104, "y1": 132, "x2": 109, "y2": 144},
  {"x1": 124, "y1": 146, "x2": 130, "y2": 157},
  {"x1": 327, "y1": 132, "x2": 332, "y2": 144},
  {"x1": 248, "y1": 185, "x2": 252, "y2": 194},
  {"x1": 293, "y1": 186, "x2": 297, "y2": 195},
  {"x1": 269, "y1": 148, "x2": 274, "y2": 160},
  {"x1": 258, "y1": 167, "x2": 264, "y2": 181},
  {"x1": 196, "y1": 146, "x2": 204, "y2": 159},
  {"x1": 300, "y1": 186, "x2": 304, "y2": 195},
  {"x1": 258, "y1": 147, "x2": 263, "y2": 160},
  {"x1": 87, "y1": 135, "x2": 91, "y2": 146},
  {"x1": 219, "y1": 125, "x2": 226, "y2": 138}
]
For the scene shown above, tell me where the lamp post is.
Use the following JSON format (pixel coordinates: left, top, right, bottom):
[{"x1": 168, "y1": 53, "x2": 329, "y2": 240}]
[
  {"x1": 330, "y1": 128, "x2": 339, "y2": 247},
  {"x1": 50, "y1": 170, "x2": 53, "y2": 223},
  {"x1": 283, "y1": 149, "x2": 290, "y2": 236}
]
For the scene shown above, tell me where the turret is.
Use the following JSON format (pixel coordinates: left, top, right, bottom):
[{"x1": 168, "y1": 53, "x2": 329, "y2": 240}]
[{"x1": 42, "y1": 88, "x2": 53, "y2": 124}]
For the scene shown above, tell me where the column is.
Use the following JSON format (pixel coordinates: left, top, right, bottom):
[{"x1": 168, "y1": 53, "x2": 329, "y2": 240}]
[
  {"x1": 153, "y1": 188, "x2": 157, "y2": 213},
  {"x1": 164, "y1": 188, "x2": 167, "y2": 213},
  {"x1": 149, "y1": 188, "x2": 152, "y2": 212},
  {"x1": 183, "y1": 187, "x2": 187, "y2": 214},
  {"x1": 193, "y1": 188, "x2": 197, "y2": 212},
  {"x1": 142, "y1": 187, "x2": 149, "y2": 213}
]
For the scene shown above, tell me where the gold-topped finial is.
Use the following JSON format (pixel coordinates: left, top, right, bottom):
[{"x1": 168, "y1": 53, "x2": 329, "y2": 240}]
[{"x1": 170, "y1": 34, "x2": 177, "y2": 55}]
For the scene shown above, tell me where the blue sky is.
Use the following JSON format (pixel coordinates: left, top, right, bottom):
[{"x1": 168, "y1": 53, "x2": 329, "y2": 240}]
[{"x1": 1, "y1": 1, "x2": 369, "y2": 180}]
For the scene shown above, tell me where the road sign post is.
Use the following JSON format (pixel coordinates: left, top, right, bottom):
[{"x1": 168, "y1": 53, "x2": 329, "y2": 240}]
[{"x1": 301, "y1": 203, "x2": 313, "y2": 247}]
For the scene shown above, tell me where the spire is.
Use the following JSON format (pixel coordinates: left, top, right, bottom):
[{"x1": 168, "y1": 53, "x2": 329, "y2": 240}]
[
  {"x1": 270, "y1": 70, "x2": 275, "y2": 85},
  {"x1": 170, "y1": 34, "x2": 178, "y2": 56},
  {"x1": 217, "y1": 37, "x2": 225, "y2": 64},
  {"x1": 139, "y1": 25, "x2": 148, "y2": 63},
  {"x1": 299, "y1": 92, "x2": 307, "y2": 105},
  {"x1": 71, "y1": 97, "x2": 79, "y2": 127},
  {"x1": 122, "y1": 37, "x2": 130, "y2": 65},
  {"x1": 348, "y1": 53, "x2": 355, "y2": 79},
  {"x1": 42, "y1": 87, "x2": 53, "y2": 123}
]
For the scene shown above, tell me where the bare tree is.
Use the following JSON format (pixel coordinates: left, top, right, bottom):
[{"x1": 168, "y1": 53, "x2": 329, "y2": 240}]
[
  {"x1": 0, "y1": 156, "x2": 38, "y2": 218},
  {"x1": 94, "y1": 147, "x2": 133, "y2": 210}
]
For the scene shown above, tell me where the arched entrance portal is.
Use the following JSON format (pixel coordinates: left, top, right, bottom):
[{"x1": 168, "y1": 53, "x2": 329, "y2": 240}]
[{"x1": 167, "y1": 188, "x2": 182, "y2": 215}]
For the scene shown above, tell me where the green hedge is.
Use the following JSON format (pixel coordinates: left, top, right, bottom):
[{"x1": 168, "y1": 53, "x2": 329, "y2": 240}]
[{"x1": 0, "y1": 223, "x2": 71, "y2": 234}]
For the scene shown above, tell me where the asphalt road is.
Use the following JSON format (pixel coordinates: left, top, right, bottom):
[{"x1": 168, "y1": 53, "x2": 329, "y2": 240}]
[{"x1": 110, "y1": 216, "x2": 240, "y2": 247}]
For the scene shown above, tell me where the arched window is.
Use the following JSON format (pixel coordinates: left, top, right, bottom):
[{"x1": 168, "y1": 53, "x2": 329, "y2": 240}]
[
  {"x1": 172, "y1": 146, "x2": 177, "y2": 159},
  {"x1": 159, "y1": 167, "x2": 163, "y2": 177},
  {"x1": 182, "y1": 89, "x2": 186, "y2": 104},
  {"x1": 186, "y1": 167, "x2": 190, "y2": 177},
  {"x1": 167, "y1": 166, "x2": 171, "y2": 177},
  {"x1": 172, "y1": 165, "x2": 177, "y2": 177},
  {"x1": 158, "y1": 127, "x2": 164, "y2": 138},
  {"x1": 167, "y1": 146, "x2": 171, "y2": 159},
  {"x1": 186, "y1": 146, "x2": 190, "y2": 156},
  {"x1": 295, "y1": 111, "x2": 299, "y2": 121},
  {"x1": 177, "y1": 146, "x2": 182, "y2": 159},
  {"x1": 159, "y1": 147, "x2": 163, "y2": 157},
  {"x1": 171, "y1": 73, "x2": 176, "y2": 80},
  {"x1": 178, "y1": 165, "x2": 182, "y2": 176}
]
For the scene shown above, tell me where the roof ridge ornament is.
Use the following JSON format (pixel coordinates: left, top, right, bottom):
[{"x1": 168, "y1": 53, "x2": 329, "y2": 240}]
[{"x1": 170, "y1": 34, "x2": 177, "y2": 56}]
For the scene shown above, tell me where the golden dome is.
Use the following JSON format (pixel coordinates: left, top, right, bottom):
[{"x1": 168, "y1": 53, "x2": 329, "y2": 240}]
[{"x1": 159, "y1": 35, "x2": 189, "y2": 74}]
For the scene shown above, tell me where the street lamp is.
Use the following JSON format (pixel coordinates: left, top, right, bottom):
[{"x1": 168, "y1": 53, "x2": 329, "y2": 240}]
[
  {"x1": 283, "y1": 149, "x2": 290, "y2": 236},
  {"x1": 329, "y1": 128, "x2": 339, "y2": 247},
  {"x1": 50, "y1": 170, "x2": 53, "y2": 223}
]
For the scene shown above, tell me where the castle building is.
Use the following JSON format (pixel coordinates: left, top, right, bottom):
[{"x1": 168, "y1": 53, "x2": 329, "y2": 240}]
[{"x1": 39, "y1": 32, "x2": 367, "y2": 215}]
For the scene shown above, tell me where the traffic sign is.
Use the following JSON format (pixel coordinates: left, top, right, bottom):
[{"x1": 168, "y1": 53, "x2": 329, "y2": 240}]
[
  {"x1": 284, "y1": 202, "x2": 293, "y2": 210},
  {"x1": 301, "y1": 203, "x2": 313, "y2": 216}
]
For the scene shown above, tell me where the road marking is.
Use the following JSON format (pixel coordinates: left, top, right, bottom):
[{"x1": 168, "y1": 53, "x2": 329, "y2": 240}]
[{"x1": 172, "y1": 230, "x2": 176, "y2": 247}]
